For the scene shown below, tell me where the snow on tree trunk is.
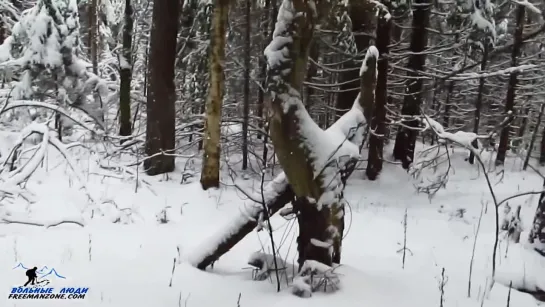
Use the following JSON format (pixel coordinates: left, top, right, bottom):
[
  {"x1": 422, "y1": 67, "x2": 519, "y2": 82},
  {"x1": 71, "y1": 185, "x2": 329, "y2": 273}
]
[
  {"x1": 190, "y1": 173, "x2": 293, "y2": 269},
  {"x1": 366, "y1": 7, "x2": 390, "y2": 180},
  {"x1": 264, "y1": 0, "x2": 377, "y2": 279},
  {"x1": 190, "y1": 58, "x2": 378, "y2": 270},
  {"x1": 200, "y1": 0, "x2": 229, "y2": 190},
  {"x1": 118, "y1": 0, "x2": 133, "y2": 137},
  {"x1": 144, "y1": 0, "x2": 180, "y2": 175}
]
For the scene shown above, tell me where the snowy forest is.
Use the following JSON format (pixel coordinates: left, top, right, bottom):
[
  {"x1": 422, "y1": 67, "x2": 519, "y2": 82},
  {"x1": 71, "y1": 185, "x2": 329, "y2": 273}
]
[{"x1": 2, "y1": 0, "x2": 545, "y2": 306}]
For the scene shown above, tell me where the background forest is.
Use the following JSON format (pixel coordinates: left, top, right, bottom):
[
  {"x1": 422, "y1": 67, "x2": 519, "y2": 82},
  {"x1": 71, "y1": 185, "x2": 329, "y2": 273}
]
[{"x1": 1, "y1": 0, "x2": 545, "y2": 306}]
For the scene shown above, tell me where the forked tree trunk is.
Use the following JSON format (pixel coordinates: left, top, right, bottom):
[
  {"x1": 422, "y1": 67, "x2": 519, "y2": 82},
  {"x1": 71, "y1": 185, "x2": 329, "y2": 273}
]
[
  {"x1": 266, "y1": 0, "x2": 335, "y2": 267},
  {"x1": 119, "y1": 0, "x2": 133, "y2": 137},
  {"x1": 144, "y1": 0, "x2": 181, "y2": 175},
  {"x1": 266, "y1": 0, "x2": 377, "y2": 269},
  {"x1": 200, "y1": 0, "x2": 230, "y2": 189},
  {"x1": 191, "y1": 51, "x2": 377, "y2": 269},
  {"x1": 191, "y1": 0, "x2": 378, "y2": 276}
]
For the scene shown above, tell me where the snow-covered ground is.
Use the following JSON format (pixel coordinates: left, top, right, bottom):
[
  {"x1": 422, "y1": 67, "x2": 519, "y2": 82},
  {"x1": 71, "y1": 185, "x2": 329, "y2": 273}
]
[{"x1": 0, "y1": 139, "x2": 544, "y2": 307}]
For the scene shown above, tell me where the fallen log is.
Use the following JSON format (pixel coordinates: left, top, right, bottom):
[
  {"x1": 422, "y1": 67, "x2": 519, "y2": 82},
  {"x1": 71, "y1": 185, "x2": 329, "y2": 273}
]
[{"x1": 189, "y1": 173, "x2": 294, "y2": 270}]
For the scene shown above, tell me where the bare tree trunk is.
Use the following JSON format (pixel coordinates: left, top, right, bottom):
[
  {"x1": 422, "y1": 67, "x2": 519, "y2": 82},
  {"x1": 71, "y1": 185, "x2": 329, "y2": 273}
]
[
  {"x1": 89, "y1": 0, "x2": 98, "y2": 75},
  {"x1": 336, "y1": 0, "x2": 374, "y2": 118},
  {"x1": 144, "y1": 0, "x2": 181, "y2": 175},
  {"x1": 392, "y1": 0, "x2": 431, "y2": 169},
  {"x1": 523, "y1": 103, "x2": 544, "y2": 170},
  {"x1": 469, "y1": 42, "x2": 489, "y2": 165},
  {"x1": 200, "y1": 0, "x2": 230, "y2": 189},
  {"x1": 119, "y1": 0, "x2": 133, "y2": 138},
  {"x1": 241, "y1": 0, "x2": 251, "y2": 170},
  {"x1": 366, "y1": 9, "x2": 390, "y2": 181},
  {"x1": 496, "y1": 5, "x2": 525, "y2": 166},
  {"x1": 257, "y1": 0, "x2": 277, "y2": 140},
  {"x1": 304, "y1": 42, "x2": 319, "y2": 108},
  {"x1": 540, "y1": 124, "x2": 545, "y2": 165}
]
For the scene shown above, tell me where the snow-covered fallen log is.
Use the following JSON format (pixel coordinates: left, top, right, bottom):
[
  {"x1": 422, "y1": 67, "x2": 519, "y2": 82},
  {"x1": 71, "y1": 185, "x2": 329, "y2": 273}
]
[{"x1": 189, "y1": 173, "x2": 294, "y2": 270}]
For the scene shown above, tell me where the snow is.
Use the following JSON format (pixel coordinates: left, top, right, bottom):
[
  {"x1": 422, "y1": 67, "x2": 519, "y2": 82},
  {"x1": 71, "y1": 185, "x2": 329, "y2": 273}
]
[
  {"x1": 119, "y1": 55, "x2": 131, "y2": 70},
  {"x1": 0, "y1": 143, "x2": 544, "y2": 306},
  {"x1": 360, "y1": 46, "x2": 379, "y2": 76}
]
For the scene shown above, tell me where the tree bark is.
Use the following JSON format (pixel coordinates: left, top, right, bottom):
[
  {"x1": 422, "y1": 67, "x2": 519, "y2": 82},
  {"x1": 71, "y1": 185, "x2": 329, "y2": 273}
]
[
  {"x1": 119, "y1": 0, "x2": 133, "y2": 137},
  {"x1": 366, "y1": 9, "x2": 390, "y2": 181},
  {"x1": 523, "y1": 103, "x2": 544, "y2": 170},
  {"x1": 200, "y1": 0, "x2": 230, "y2": 189},
  {"x1": 496, "y1": 5, "x2": 525, "y2": 166},
  {"x1": 469, "y1": 42, "x2": 489, "y2": 164},
  {"x1": 144, "y1": 0, "x2": 181, "y2": 175},
  {"x1": 241, "y1": 0, "x2": 251, "y2": 170},
  {"x1": 86, "y1": 0, "x2": 98, "y2": 76},
  {"x1": 392, "y1": 0, "x2": 431, "y2": 169},
  {"x1": 336, "y1": 0, "x2": 374, "y2": 118}
]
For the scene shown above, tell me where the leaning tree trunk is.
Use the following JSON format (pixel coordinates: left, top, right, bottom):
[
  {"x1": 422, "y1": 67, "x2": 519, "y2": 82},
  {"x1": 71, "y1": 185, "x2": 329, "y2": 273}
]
[
  {"x1": 144, "y1": 0, "x2": 181, "y2": 175},
  {"x1": 496, "y1": 5, "x2": 525, "y2": 166},
  {"x1": 119, "y1": 0, "x2": 133, "y2": 137},
  {"x1": 392, "y1": 0, "x2": 431, "y2": 169},
  {"x1": 200, "y1": 0, "x2": 229, "y2": 189}
]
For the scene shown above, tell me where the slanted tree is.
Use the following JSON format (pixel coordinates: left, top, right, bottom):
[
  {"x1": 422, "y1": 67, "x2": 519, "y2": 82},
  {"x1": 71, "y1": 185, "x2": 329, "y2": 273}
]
[
  {"x1": 144, "y1": 0, "x2": 181, "y2": 175},
  {"x1": 200, "y1": 0, "x2": 230, "y2": 189}
]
